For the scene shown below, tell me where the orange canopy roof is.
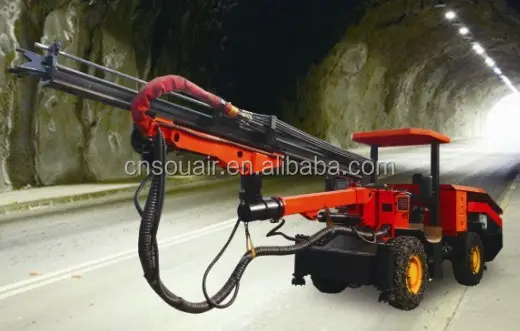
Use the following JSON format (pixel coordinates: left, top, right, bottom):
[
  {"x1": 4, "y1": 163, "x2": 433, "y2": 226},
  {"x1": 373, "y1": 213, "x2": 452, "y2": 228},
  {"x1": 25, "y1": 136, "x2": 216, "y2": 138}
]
[{"x1": 351, "y1": 128, "x2": 451, "y2": 147}]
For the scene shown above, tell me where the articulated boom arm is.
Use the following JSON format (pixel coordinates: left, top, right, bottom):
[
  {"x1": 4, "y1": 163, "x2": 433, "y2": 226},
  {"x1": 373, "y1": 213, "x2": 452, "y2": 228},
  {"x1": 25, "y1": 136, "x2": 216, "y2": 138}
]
[
  {"x1": 130, "y1": 74, "x2": 284, "y2": 174},
  {"x1": 132, "y1": 75, "x2": 375, "y2": 225},
  {"x1": 9, "y1": 42, "x2": 374, "y2": 180},
  {"x1": 7, "y1": 42, "x2": 387, "y2": 315},
  {"x1": 281, "y1": 187, "x2": 370, "y2": 218}
]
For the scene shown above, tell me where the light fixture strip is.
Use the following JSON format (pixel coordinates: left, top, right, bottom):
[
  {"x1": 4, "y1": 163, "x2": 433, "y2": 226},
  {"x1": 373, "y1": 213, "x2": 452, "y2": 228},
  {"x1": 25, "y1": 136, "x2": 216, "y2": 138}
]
[{"x1": 444, "y1": 9, "x2": 518, "y2": 93}]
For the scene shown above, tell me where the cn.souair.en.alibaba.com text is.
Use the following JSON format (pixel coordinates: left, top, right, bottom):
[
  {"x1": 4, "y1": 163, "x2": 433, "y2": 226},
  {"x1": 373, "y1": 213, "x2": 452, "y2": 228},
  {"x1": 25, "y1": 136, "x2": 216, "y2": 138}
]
[{"x1": 124, "y1": 157, "x2": 396, "y2": 177}]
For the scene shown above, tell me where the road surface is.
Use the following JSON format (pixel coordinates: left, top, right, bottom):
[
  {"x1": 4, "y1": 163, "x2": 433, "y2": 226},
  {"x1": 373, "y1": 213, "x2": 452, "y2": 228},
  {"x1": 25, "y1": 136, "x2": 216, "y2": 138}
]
[{"x1": 1, "y1": 140, "x2": 519, "y2": 331}]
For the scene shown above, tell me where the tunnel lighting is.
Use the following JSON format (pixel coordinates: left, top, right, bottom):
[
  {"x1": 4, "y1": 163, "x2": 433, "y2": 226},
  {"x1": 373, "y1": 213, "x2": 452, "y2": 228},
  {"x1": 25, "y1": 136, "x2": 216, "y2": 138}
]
[
  {"x1": 473, "y1": 43, "x2": 485, "y2": 55},
  {"x1": 500, "y1": 75, "x2": 511, "y2": 84},
  {"x1": 445, "y1": 11, "x2": 457, "y2": 20},
  {"x1": 485, "y1": 57, "x2": 496, "y2": 67},
  {"x1": 441, "y1": 8, "x2": 517, "y2": 97},
  {"x1": 499, "y1": 76, "x2": 519, "y2": 93}
]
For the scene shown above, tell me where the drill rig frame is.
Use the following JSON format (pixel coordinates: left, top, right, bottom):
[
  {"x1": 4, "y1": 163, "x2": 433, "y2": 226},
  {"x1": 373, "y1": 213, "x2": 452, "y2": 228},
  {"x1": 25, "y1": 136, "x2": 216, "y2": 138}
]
[{"x1": 7, "y1": 42, "x2": 504, "y2": 313}]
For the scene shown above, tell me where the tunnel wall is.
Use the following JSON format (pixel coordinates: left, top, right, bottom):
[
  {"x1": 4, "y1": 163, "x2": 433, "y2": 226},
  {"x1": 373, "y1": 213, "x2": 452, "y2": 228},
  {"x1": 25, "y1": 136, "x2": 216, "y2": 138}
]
[
  {"x1": 0, "y1": 0, "x2": 519, "y2": 190},
  {"x1": 280, "y1": 0, "x2": 520, "y2": 148},
  {"x1": 0, "y1": 0, "x2": 216, "y2": 190}
]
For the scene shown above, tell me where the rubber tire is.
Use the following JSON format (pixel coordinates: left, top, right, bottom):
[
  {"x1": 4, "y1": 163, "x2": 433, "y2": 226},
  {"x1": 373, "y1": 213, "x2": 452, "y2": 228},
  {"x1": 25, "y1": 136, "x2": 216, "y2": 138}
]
[
  {"x1": 386, "y1": 236, "x2": 428, "y2": 311},
  {"x1": 452, "y1": 232, "x2": 485, "y2": 286},
  {"x1": 311, "y1": 275, "x2": 347, "y2": 294}
]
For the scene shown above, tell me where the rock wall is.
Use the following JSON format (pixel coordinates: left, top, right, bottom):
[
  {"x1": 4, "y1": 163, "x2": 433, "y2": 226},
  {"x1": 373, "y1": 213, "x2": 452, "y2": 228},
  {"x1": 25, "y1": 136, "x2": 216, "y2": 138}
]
[
  {"x1": 0, "y1": 0, "x2": 141, "y2": 189},
  {"x1": 0, "y1": 0, "x2": 228, "y2": 190},
  {"x1": 281, "y1": 0, "x2": 520, "y2": 149},
  {"x1": 36, "y1": 4, "x2": 143, "y2": 185}
]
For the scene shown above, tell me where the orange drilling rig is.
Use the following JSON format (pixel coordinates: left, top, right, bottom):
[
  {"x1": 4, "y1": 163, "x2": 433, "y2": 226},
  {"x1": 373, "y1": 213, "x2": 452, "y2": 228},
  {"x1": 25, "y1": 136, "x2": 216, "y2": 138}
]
[{"x1": 8, "y1": 42, "x2": 503, "y2": 312}]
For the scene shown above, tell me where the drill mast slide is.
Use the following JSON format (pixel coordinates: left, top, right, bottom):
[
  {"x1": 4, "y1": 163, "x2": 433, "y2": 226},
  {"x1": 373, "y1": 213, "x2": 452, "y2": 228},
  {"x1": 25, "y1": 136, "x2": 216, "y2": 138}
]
[{"x1": 8, "y1": 42, "x2": 372, "y2": 180}]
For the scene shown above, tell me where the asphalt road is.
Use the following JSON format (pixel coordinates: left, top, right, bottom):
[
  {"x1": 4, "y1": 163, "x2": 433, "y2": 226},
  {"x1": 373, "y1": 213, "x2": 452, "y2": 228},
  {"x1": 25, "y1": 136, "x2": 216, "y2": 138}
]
[{"x1": 0, "y1": 140, "x2": 519, "y2": 331}]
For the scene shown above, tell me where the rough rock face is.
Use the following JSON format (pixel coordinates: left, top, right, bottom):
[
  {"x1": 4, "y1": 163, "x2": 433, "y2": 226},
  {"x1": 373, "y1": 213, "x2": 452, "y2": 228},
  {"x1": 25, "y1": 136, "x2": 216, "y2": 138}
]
[
  {"x1": 0, "y1": 0, "x2": 520, "y2": 190},
  {"x1": 281, "y1": 0, "x2": 520, "y2": 148},
  {"x1": 1, "y1": 0, "x2": 143, "y2": 189},
  {"x1": 0, "y1": 0, "x2": 229, "y2": 190}
]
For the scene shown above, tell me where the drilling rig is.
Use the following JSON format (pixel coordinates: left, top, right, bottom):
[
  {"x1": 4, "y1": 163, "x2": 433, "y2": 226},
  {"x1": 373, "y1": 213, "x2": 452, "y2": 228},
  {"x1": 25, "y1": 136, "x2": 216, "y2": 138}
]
[{"x1": 7, "y1": 42, "x2": 503, "y2": 312}]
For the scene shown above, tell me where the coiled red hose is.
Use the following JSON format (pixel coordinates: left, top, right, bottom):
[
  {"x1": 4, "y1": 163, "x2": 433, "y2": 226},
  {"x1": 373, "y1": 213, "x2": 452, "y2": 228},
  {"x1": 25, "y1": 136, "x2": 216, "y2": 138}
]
[{"x1": 131, "y1": 75, "x2": 240, "y2": 135}]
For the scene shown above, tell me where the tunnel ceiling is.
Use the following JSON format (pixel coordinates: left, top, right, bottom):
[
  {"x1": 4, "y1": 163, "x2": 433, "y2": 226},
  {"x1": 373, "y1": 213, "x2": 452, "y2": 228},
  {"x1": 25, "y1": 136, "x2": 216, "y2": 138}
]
[{"x1": 141, "y1": 0, "x2": 520, "y2": 106}]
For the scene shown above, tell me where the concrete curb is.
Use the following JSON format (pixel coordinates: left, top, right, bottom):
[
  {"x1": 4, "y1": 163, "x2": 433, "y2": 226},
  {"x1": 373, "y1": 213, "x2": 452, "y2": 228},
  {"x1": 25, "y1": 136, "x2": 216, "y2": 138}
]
[{"x1": 0, "y1": 176, "x2": 237, "y2": 223}]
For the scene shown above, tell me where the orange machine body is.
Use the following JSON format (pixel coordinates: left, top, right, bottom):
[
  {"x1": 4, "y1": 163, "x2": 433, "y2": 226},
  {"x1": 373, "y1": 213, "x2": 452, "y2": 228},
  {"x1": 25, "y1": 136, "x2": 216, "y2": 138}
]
[
  {"x1": 279, "y1": 183, "x2": 502, "y2": 239},
  {"x1": 390, "y1": 184, "x2": 502, "y2": 236},
  {"x1": 150, "y1": 119, "x2": 503, "y2": 242}
]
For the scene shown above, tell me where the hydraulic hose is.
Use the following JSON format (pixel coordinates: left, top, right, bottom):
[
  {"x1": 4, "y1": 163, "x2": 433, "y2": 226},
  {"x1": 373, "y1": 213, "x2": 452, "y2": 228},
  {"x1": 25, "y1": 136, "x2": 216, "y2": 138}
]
[
  {"x1": 131, "y1": 75, "x2": 242, "y2": 135},
  {"x1": 136, "y1": 129, "x2": 390, "y2": 314}
]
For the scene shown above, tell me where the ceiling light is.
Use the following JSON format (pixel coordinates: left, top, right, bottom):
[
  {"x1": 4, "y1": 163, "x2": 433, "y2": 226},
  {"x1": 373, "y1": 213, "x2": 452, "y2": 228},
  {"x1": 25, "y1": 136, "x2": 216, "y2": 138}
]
[
  {"x1": 459, "y1": 27, "x2": 469, "y2": 35},
  {"x1": 445, "y1": 11, "x2": 456, "y2": 20},
  {"x1": 494, "y1": 67, "x2": 502, "y2": 75},
  {"x1": 485, "y1": 57, "x2": 495, "y2": 67},
  {"x1": 473, "y1": 43, "x2": 485, "y2": 54}
]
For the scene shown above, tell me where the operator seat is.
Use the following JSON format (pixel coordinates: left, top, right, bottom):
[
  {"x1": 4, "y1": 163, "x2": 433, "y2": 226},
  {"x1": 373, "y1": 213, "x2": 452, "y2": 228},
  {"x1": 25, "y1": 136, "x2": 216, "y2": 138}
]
[{"x1": 409, "y1": 173, "x2": 432, "y2": 225}]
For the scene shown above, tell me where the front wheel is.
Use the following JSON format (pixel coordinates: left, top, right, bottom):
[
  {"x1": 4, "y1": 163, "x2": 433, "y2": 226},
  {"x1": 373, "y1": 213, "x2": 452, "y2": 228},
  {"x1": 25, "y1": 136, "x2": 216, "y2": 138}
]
[
  {"x1": 452, "y1": 232, "x2": 485, "y2": 286},
  {"x1": 385, "y1": 236, "x2": 428, "y2": 310}
]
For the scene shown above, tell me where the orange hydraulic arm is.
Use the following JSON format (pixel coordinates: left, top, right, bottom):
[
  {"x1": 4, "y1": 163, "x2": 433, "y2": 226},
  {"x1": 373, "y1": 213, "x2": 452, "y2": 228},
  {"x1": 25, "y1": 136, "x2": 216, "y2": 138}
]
[
  {"x1": 281, "y1": 187, "x2": 371, "y2": 217},
  {"x1": 130, "y1": 75, "x2": 373, "y2": 222},
  {"x1": 131, "y1": 75, "x2": 285, "y2": 174},
  {"x1": 239, "y1": 187, "x2": 372, "y2": 222}
]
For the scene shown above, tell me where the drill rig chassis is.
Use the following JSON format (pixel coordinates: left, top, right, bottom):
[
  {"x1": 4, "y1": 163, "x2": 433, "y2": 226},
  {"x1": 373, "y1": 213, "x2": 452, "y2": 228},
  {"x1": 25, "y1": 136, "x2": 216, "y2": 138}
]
[{"x1": 7, "y1": 42, "x2": 504, "y2": 313}]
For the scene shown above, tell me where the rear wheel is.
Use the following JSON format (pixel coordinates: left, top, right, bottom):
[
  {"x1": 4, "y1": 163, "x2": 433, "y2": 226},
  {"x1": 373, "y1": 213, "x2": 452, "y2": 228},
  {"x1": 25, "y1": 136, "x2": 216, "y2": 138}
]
[
  {"x1": 386, "y1": 236, "x2": 428, "y2": 310},
  {"x1": 452, "y1": 232, "x2": 484, "y2": 286},
  {"x1": 311, "y1": 275, "x2": 347, "y2": 293}
]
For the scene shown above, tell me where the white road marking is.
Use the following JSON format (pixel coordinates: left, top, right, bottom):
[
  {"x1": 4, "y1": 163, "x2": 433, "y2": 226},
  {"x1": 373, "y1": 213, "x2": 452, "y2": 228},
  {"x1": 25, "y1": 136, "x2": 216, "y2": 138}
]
[{"x1": 0, "y1": 218, "x2": 238, "y2": 300}]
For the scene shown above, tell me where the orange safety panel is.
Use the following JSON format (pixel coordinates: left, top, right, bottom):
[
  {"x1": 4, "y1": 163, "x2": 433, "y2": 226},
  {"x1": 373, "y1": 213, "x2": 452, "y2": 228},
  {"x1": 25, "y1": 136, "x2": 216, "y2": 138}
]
[
  {"x1": 438, "y1": 189, "x2": 467, "y2": 235},
  {"x1": 394, "y1": 193, "x2": 411, "y2": 228},
  {"x1": 455, "y1": 191, "x2": 467, "y2": 232}
]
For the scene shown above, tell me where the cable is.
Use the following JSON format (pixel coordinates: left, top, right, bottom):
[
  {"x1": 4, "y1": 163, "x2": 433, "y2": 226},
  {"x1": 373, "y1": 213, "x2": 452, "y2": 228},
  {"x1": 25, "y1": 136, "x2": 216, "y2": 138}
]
[
  {"x1": 201, "y1": 219, "x2": 241, "y2": 309},
  {"x1": 266, "y1": 219, "x2": 297, "y2": 241},
  {"x1": 135, "y1": 128, "x2": 390, "y2": 314},
  {"x1": 352, "y1": 226, "x2": 378, "y2": 244},
  {"x1": 134, "y1": 173, "x2": 153, "y2": 216}
]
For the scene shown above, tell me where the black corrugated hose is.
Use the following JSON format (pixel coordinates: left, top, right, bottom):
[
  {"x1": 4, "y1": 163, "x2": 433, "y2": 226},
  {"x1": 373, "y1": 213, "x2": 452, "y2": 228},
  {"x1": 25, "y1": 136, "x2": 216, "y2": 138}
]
[{"x1": 134, "y1": 129, "x2": 390, "y2": 314}]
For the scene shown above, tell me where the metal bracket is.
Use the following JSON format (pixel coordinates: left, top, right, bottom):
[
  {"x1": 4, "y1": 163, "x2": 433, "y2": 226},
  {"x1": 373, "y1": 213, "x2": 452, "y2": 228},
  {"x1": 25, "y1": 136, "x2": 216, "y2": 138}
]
[{"x1": 7, "y1": 42, "x2": 60, "y2": 81}]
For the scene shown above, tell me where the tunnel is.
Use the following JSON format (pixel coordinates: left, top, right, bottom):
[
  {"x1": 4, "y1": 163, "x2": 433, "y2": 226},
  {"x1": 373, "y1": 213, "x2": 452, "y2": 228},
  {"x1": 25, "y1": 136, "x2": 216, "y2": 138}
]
[
  {"x1": 1, "y1": 0, "x2": 520, "y2": 189},
  {"x1": 4, "y1": 1, "x2": 520, "y2": 326}
]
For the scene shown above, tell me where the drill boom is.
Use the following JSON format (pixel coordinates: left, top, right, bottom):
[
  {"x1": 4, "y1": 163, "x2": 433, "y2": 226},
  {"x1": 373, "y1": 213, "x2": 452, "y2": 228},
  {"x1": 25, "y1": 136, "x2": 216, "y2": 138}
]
[
  {"x1": 7, "y1": 41, "x2": 388, "y2": 315},
  {"x1": 8, "y1": 42, "x2": 373, "y2": 180}
]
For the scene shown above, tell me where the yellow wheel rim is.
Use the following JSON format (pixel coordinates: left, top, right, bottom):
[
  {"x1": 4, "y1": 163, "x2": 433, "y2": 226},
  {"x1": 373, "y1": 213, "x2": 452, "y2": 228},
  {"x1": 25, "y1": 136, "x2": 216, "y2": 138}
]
[
  {"x1": 406, "y1": 255, "x2": 423, "y2": 294},
  {"x1": 470, "y1": 246, "x2": 481, "y2": 274}
]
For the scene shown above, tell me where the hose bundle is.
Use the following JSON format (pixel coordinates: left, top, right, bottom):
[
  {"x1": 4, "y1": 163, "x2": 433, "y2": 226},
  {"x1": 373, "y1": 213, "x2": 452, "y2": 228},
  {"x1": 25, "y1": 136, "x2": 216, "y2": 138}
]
[{"x1": 134, "y1": 128, "x2": 390, "y2": 314}]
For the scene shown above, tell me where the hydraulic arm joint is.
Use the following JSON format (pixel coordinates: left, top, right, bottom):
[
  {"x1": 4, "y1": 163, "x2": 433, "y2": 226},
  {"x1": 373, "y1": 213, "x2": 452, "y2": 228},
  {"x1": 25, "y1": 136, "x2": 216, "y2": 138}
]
[{"x1": 237, "y1": 175, "x2": 283, "y2": 222}]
